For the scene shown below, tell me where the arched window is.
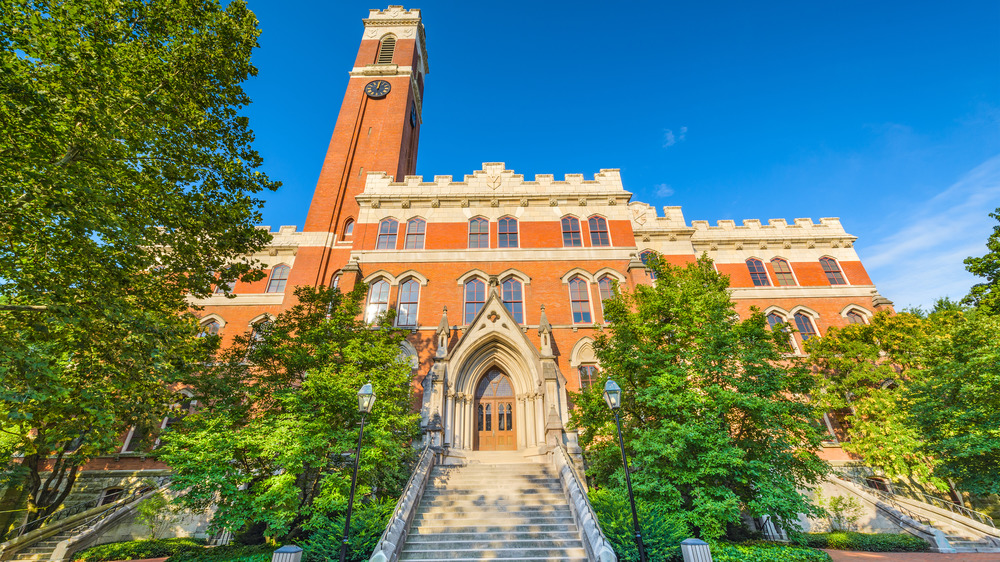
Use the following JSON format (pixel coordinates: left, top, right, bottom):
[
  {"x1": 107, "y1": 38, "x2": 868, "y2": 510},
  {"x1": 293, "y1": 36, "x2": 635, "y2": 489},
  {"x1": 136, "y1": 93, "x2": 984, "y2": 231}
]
[
  {"x1": 640, "y1": 250, "x2": 658, "y2": 280},
  {"x1": 266, "y1": 265, "x2": 290, "y2": 293},
  {"x1": 820, "y1": 257, "x2": 847, "y2": 285},
  {"x1": 746, "y1": 258, "x2": 770, "y2": 286},
  {"x1": 99, "y1": 487, "x2": 124, "y2": 506},
  {"x1": 198, "y1": 320, "x2": 221, "y2": 337},
  {"x1": 501, "y1": 278, "x2": 523, "y2": 323},
  {"x1": 249, "y1": 317, "x2": 272, "y2": 347},
  {"x1": 405, "y1": 218, "x2": 426, "y2": 249},
  {"x1": 768, "y1": 312, "x2": 793, "y2": 351},
  {"x1": 366, "y1": 279, "x2": 390, "y2": 323},
  {"x1": 794, "y1": 313, "x2": 818, "y2": 341},
  {"x1": 214, "y1": 278, "x2": 234, "y2": 294},
  {"x1": 561, "y1": 216, "x2": 582, "y2": 247},
  {"x1": 376, "y1": 35, "x2": 396, "y2": 64},
  {"x1": 464, "y1": 278, "x2": 486, "y2": 323},
  {"x1": 579, "y1": 365, "x2": 599, "y2": 390},
  {"x1": 598, "y1": 276, "x2": 614, "y2": 312},
  {"x1": 771, "y1": 258, "x2": 796, "y2": 286},
  {"x1": 397, "y1": 279, "x2": 419, "y2": 327},
  {"x1": 569, "y1": 277, "x2": 592, "y2": 323},
  {"x1": 376, "y1": 219, "x2": 398, "y2": 249},
  {"x1": 469, "y1": 218, "x2": 488, "y2": 248},
  {"x1": 498, "y1": 217, "x2": 518, "y2": 248},
  {"x1": 846, "y1": 310, "x2": 867, "y2": 324},
  {"x1": 343, "y1": 219, "x2": 355, "y2": 238},
  {"x1": 331, "y1": 274, "x2": 341, "y2": 289},
  {"x1": 588, "y1": 216, "x2": 610, "y2": 246}
]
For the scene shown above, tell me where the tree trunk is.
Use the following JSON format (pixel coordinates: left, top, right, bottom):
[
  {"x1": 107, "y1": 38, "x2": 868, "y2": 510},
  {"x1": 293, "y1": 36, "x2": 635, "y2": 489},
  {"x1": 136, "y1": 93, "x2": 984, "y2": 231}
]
[{"x1": 23, "y1": 452, "x2": 82, "y2": 531}]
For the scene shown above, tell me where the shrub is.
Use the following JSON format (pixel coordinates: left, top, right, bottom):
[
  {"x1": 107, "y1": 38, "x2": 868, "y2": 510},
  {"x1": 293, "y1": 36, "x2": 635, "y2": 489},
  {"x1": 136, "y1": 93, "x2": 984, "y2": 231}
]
[
  {"x1": 164, "y1": 544, "x2": 272, "y2": 562},
  {"x1": 711, "y1": 541, "x2": 832, "y2": 562},
  {"x1": 302, "y1": 498, "x2": 396, "y2": 562},
  {"x1": 588, "y1": 488, "x2": 688, "y2": 562},
  {"x1": 75, "y1": 538, "x2": 206, "y2": 562},
  {"x1": 804, "y1": 531, "x2": 929, "y2": 552}
]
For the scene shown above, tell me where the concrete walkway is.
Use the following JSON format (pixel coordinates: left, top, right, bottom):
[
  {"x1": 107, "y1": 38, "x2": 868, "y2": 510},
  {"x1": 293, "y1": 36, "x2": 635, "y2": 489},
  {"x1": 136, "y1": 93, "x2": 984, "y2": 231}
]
[{"x1": 824, "y1": 550, "x2": 1000, "y2": 561}]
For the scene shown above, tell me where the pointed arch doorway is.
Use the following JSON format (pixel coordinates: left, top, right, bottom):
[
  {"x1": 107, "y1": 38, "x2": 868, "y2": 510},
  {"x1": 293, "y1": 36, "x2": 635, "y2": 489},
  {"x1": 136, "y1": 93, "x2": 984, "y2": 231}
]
[{"x1": 474, "y1": 369, "x2": 516, "y2": 451}]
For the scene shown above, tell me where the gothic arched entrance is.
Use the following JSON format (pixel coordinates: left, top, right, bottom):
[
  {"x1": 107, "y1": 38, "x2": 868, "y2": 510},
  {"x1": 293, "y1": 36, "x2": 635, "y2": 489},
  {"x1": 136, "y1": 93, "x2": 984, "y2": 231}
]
[{"x1": 474, "y1": 369, "x2": 516, "y2": 451}]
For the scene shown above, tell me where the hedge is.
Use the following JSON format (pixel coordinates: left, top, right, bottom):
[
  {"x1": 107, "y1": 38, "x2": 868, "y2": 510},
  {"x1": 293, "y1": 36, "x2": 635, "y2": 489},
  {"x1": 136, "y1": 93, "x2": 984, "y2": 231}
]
[
  {"x1": 711, "y1": 541, "x2": 832, "y2": 562},
  {"x1": 804, "y1": 531, "x2": 929, "y2": 552},
  {"x1": 75, "y1": 538, "x2": 206, "y2": 562}
]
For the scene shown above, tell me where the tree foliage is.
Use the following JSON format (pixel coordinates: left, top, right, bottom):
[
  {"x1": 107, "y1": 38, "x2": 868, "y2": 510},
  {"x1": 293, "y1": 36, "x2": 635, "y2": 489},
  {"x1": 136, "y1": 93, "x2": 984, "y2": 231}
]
[
  {"x1": 963, "y1": 207, "x2": 1000, "y2": 313},
  {"x1": 571, "y1": 256, "x2": 828, "y2": 539},
  {"x1": 157, "y1": 285, "x2": 421, "y2": 540},
  {"x1": 907, "y1": 310, "x2": 1000, "y2": 495},
  {"x1": 0, "y1": 0, "x2": 277, "y2": 532}
]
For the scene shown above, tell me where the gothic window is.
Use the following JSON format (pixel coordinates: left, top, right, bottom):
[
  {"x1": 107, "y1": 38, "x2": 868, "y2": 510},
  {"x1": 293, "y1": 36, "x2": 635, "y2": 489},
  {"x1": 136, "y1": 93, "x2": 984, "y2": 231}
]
[
  {"x1": 766, "y1": 312, "x2": 786, "y2": 330},
  {"x1": 502, "y1": 278, "x2": 523, "y2": 323},
  {"x1": 198, "y1": 319, "x2": 221, "y2": 337},
  {"x1": 561, "y1": 216, "x2": 582, "y2": 247},
  {"x1": 795, "y1": 313, "x2": 818, "y2": 341},
  {"x1": 846, "y1": 310, "x2": 867, "y2": 324},
  {"x1": 366, "y1": 279, "x2": 390, "y2": 323},
  {"x1": 397, "y1": 279, "x2": 419, "y2": 327},
  {"x1": 569, "y1": 277, "x2": 592, "y2": 323},
  {"x1": 376, "y1": 219, "x2": 398, "y2": 250},
  {"x1": 579, "y1": 364, "x2": 599, "y2": 390},
  {"x1": 771, "y1": 258, "x2": 796, "y2": 286},
  {"x1": 331, "y1": 274, "x2": 341, "y2": 289},
  {"x1": 746, "y1": 258, "x2": 770, "y2": 286},
  {"x1": 588, "y1": 216, "x2": 610, "y2": 247},
  {"x1": 820, "y1": 257, "x2": 847, "y2": 285},
  {"x1": 343, "y1": 219, "x2": 355, "y2": 238},
  {"x1": 214, "y1": 278, "x2": 234, "y2": 294},
  {"x1": 468, "y1": 218, "x2": 488, "y2": 248},
  {"x1": 598, "y1": 276, "x2": 614, "y2": 312},
  {"x1": 266, "y1": 265, "x2": 290, "y2": 293},
  {"x1": 376, "y1": 35, "x2": 396, "y2": 64},
  {"x1": 405, "y1": 218, "x2": 426, "y2": 249},
  {"x1": 464, "y1": 278, "x2": 486, "y2": 323},
  {"x1": 498, "y1": 217, "x2": 518, "y2": 248},
  {"x1": 640, "y1": 250, "x2": 658, "y2": 280}
]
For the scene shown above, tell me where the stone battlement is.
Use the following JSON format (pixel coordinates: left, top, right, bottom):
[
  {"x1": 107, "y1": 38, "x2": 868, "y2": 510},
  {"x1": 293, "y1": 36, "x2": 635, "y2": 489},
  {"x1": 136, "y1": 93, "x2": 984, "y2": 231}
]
[
  {"x1": 366, "y1": 6, "x2": 421, "y2": 21},
  {"x1": 364, "y1": 162, "x2": 627, "y2": 195},
  {"x1": 689, "y1": 217, "x2": 845, "y2": 232}
]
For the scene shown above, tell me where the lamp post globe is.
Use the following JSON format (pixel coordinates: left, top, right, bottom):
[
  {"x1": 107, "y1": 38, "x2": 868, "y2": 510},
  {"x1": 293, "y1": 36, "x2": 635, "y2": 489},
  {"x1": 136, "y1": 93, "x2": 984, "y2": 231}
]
[{"x1": 341, "y1": 383, "x2": 375, "y2": 562}]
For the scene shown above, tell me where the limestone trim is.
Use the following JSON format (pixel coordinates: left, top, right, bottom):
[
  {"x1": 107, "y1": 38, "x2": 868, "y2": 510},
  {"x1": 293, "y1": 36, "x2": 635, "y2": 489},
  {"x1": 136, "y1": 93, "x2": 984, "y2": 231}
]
[
  {"x1": 362, "y1": 269, "x2": 397, "y2": 286},
  {"x1": 247, "y1": 312, "x2": 275, "y2": 327},
  {"x1": 497, "y1": 268, "x2": 532, "y2": 285},
  {"x1": 762, "y1": 305, "x2": 791, "y2": 318},
  {"x1": 789, "y1": 305, "x2": 821, "y2": 321},
  {"x1": 560, "y1": 268, "x2": 596, "y2": 284},
  {"x1": 840, "y1": 304, "x2": 873, "y2": 322},
  {"x1": 396, "y1": 269, "x2": 430, "y2": 286},
  {"x1": 456, "y1": 268, "x2": 490, "y2": 285},
  {"x1": 592, "y1": 267, "x2": 627, "y2": 283},
  {"x1": 189, "y1": 293, "x2": 285, "y2": 307},
  {"x1": 197, "y1": 313, "x2": 226, "y2": 329},
  {"x1": 569, "y1": 338, "x2": 597, "y2": 369},
  {"x1": 728, "y1": 284, "x2": 877, "y2": 300}
]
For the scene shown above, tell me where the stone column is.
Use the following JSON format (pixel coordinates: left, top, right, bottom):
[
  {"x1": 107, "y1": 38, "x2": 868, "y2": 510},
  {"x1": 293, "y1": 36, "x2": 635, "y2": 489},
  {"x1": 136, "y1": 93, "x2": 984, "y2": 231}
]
[
  {"x1": 515, "y1": 394, "x2": 526, "y2": 449},
  {"x1": 444, "y1": 389, "x2": 455, "y2": 447}
]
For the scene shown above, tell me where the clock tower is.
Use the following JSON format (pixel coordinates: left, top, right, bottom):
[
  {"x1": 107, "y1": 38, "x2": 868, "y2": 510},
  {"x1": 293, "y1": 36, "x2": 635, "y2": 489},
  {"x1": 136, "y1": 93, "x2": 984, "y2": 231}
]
[{"x1": 295, "y1": 6, "x2": 427, "y2": 287}]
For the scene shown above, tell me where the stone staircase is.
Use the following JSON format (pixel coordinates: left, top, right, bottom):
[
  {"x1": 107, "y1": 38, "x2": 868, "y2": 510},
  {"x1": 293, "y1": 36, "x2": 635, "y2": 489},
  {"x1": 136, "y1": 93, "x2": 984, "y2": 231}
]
[
  {"x1": 7, "y1": 526, "x2": 80, "y2": 562},
  {"x1": 399, "y1": 461, "x2": 588, "y2": 561}
]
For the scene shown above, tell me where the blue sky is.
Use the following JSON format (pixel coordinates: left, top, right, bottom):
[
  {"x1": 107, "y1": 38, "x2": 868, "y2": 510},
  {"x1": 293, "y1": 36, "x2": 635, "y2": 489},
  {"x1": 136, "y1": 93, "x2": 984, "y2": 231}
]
[{"x1": 242, "y1": 1, "x2": 1000, "y2": 310}]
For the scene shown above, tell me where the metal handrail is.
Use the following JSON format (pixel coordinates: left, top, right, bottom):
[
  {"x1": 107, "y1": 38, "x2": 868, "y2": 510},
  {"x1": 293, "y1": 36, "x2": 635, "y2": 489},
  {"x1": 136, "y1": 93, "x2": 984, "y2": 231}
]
[
  {"x1": 890, "y1": 483, "x2": 996, "y2": 528},
  {"x1": 368, "y1": 444, "x2": 434, "y2": 562}
]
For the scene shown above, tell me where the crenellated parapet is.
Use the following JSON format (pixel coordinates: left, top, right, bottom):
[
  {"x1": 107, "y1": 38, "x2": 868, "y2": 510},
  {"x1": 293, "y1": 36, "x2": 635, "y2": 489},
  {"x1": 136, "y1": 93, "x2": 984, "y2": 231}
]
[{"x1": 358, "y1": 162, "x2": 633, "y2": 211}]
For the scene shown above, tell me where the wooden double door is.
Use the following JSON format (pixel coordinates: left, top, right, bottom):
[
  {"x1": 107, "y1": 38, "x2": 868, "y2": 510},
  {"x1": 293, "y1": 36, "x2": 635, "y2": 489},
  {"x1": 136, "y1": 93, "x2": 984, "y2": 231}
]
[{"x1": 474, "y1": 369, "x2": 516, "y2": 451}]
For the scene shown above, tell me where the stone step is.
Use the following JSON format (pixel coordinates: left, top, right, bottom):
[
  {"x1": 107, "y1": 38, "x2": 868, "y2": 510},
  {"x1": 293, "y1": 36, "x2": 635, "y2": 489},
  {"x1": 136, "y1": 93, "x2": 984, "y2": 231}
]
[
  {"x1": 408, "y1": 523, "x2": 577, "y2": 535},
  {"x1": 417, "y1": 504, "x2": 571, "y2": 515},
  {"x1": 406, "y1": 531, "x2": 582, "y2": 542},
  {"x1": 413, "y1": 509, "x2": 572, "y2": 521},
  {"x1": 403, "y1": 538, "x2": 583, "y2": 551},
  {"x1": 399, "y1": 558, "x2": 588, "y2": 562},
  {"x1": 398, "y1": 547, "x2": 589, "y2": 560},
  {"x1": 419, "y1": 496, "x2": 568, "y2": 508}
]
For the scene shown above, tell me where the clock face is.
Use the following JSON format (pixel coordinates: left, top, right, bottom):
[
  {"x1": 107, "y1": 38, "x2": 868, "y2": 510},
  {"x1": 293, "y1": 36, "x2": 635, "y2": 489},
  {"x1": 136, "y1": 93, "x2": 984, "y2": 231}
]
[
  {"x1": 364, "y1": 80, "x2": 391, "y2": 99},
  {"x1": 410, "y1": 105, "x2": 417, "y2": 127}
]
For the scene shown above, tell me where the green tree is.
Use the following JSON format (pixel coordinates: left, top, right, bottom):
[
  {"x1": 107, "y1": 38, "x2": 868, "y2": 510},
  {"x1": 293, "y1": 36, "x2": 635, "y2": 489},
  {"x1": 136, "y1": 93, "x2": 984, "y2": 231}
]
[
  {"x1": 804, "y1": 311, "x2": 949, "y2": 489},
  {"x1": 571, "y1": 256, "x2": 828, "y2": 540},
  {"x1": 963, "y1": 208, "x2": 1000, "y2": 312},
  {"x1": 907, "y1": 311, "x2": 1000, "y2": 495},
  {"x1": 157, "y1": 285, "x2": 421, "y2": 541},
  {"x1": 0, "y1": 0, "x2": 277, "y2": 533}
]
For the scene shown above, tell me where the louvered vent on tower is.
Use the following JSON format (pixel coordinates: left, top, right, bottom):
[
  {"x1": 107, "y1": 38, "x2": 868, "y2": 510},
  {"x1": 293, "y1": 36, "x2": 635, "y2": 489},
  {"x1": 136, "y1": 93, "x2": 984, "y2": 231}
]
[{"x1": 376, "y1": 36, "x2": 396, "y2": 64}]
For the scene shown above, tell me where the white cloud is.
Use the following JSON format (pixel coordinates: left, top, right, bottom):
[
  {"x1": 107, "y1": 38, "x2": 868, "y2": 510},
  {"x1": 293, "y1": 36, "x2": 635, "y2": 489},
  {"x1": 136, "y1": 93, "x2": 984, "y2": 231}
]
[
  {"x1": 860, "y1": 153, "x2": 1000, "y2": 309},
  {"x1": 663, "y1": 126, "x2": 687, "y2": 148},
  {"x1": 655, "y1": 183, "x2": 674, "y2": 197}
]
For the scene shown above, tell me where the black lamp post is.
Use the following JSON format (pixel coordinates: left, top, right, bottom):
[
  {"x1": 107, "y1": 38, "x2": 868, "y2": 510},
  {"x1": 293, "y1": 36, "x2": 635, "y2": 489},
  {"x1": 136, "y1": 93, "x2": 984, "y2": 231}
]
[
  {"x1": 604, "y1": 379, "x2": 647, "y2": 562},
  {"x1": 340, "y1": 383, "x2": 375, "y2": 562}
]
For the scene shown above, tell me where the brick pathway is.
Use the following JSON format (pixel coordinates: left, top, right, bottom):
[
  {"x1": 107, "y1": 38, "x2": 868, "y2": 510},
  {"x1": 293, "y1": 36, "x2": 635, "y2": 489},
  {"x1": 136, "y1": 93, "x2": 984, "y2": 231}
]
[{"x1": 823, "y1": 550, "x2": 1000, "y2": 562}]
